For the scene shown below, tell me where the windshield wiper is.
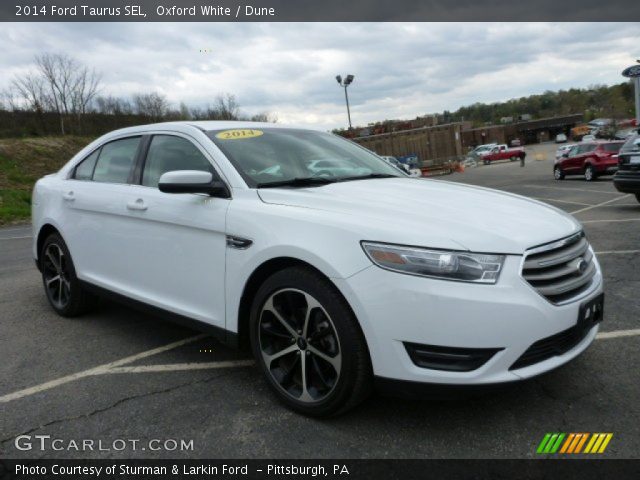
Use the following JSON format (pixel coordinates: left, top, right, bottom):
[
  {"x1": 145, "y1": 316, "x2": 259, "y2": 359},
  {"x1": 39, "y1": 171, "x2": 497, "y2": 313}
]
[
  {"x1": 337, "y1": 173, "x2": 399, "y2": 182},
  {"x1": 256, "y1": 177, "x2": 338, "y2": 188}
]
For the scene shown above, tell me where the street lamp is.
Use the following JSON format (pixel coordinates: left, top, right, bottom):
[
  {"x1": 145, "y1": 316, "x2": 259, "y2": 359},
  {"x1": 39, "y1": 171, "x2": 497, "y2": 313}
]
[{"x1": 336, "y1": 74, "x2": 355, "y2": 129}]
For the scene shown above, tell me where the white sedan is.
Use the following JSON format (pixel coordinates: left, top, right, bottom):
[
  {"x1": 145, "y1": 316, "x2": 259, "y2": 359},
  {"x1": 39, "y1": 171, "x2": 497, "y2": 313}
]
[{"x1": 32, "y1": 122, "x2": 604, "y2": 416}]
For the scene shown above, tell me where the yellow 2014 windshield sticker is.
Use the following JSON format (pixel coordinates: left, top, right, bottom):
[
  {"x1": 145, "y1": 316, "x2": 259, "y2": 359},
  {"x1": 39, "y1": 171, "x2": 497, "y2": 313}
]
[{"x1": 215, "y1": 129, "x2": 264, "y2": 140}]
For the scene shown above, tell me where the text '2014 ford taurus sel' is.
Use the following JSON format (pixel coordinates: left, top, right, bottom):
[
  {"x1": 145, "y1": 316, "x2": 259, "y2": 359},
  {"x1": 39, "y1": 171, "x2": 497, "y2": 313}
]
[{"x1": 32, "y1": 122, "x2": 604, "y2": 416}]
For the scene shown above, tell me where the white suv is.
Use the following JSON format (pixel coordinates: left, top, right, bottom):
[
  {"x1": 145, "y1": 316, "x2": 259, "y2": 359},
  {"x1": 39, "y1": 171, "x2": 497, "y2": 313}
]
[{"x1": 32, "y1": 122, "x2": 604, "y2": 416}]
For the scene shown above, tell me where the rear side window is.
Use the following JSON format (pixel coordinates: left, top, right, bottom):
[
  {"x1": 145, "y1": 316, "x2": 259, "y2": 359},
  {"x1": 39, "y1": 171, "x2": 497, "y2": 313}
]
[
  {"x1": 73, "y1": 149, "x2": 100, "y2": 180},
  {"x1": 602, "y1": 143, "x2": 621, "y2": 153},
  {"x1": 142, "y1": 135, "x2": 214, "y2": 188},
  {"x1": 578, "y1": 144, "x2": 596, "y2": 154},
  {"x1": 92, "y1": 137, "x2": 141, "y2": 184}
]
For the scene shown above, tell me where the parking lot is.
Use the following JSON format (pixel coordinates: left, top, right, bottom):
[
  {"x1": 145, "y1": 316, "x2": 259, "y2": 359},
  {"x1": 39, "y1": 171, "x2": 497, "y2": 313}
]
[{"x1": 1, "y1": 141, "x2": 638, "y2": 459}]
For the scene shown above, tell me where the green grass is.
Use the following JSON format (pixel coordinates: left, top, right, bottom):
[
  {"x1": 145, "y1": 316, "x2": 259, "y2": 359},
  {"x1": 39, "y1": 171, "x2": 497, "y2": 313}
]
[
  {"x1": 0, "y1": 136, "x2": 94, "y2": 225},
  {"x1": 0, "y1": 188, "x2": 31, "y2": 223}
]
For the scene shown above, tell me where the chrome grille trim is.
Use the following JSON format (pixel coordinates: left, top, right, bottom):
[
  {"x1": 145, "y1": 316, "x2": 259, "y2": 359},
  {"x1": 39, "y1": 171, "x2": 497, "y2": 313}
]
[{"x1": 521, "y1": 232, "x2": 597, "y2": 305}]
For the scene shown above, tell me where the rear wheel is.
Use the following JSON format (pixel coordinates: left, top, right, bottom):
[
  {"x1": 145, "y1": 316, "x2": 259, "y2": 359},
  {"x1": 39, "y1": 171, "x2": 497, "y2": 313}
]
[
  {"x1": 554, "y1": 166, "x2": 565, "y2": 180},
  {"x1": 249, "y1": 266, "x2": 372, "y2": 417},
  {"x1": 40, "y1": 232, "x2": 97, "y2": 317},
  {"x1": 584, "y1": 165, "x2": 596, "y2": 182}
]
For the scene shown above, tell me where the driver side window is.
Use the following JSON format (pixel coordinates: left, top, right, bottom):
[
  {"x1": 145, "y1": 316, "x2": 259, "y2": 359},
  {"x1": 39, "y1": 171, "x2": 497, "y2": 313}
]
[{"x1": 142, "y1": 135, "x2": 214, "y2": 188}]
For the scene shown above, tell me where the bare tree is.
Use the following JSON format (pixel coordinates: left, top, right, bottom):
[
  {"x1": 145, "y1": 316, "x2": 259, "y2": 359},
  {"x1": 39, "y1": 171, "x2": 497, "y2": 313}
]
[
  {"x1": 26, "y1": 53, "x2": 102, "y2": 134},
  {"x1": 95, "y1": 95, "x2": 132, "y2": 115},
  {"x1": 3, "y1": 88, "x2": 19, "y2": 111},
  {"x1": 71, "y1": 66, "x2": 101, "y2": 130},
  {"x1": 213, "y1": 93, "x2": 240, "y2": 120},
  {"x1": 12, "y1": 73, "x2": 49, "y2": 112},
  {"x1": 250, "y1": 112, "x2": 277, "y2": 123},
  {"x1": 133, "y1": 92, "x2": 169, "y2": 120},
  {"x1": 35, "y1": 53, "x2": 77, "y2": 134}
]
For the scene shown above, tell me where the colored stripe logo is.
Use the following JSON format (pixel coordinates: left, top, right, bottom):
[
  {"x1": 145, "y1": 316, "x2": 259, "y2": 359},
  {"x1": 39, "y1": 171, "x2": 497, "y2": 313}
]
[{"x1": 537, "y1": 433, "x2": 613, "y2": 454}]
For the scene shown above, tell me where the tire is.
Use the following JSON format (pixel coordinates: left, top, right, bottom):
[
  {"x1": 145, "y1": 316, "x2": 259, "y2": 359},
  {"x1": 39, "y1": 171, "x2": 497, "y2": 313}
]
[
  {"x1": 483, "y1": 160, "x2": 490, "y2": 165},
  {"x1": 635, "y1": 193, "x2": 640, "y2": 204},
  {"x1": 554, "y1": 166, "x2": 565, "y2": 180},
  {"x1": 584, "y1": 165, "x2": 596, "y2": 182},
  {"x1": 40, "y1": 232, "x2": 97, "y2": 317},
  {"x1": 510, "y1": 156, "x2": 517, "y2": 162},
  {"x1": 249, "y1": 266, "x2": 372, "y2": 417}
]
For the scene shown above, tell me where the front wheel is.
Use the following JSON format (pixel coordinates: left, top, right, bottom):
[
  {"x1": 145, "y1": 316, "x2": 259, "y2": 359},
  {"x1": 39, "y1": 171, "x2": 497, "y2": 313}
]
[
  {"x1": 40, "y1": 232, "x2": 97, "y2": 317},
  {"x1": 584, "y1": 165, "x2": 596, "y2": 182},
  {"x1": 554, "y1": 166, "x2": 565, "y2": 180},
  {"x1": 249, "y1": 266, "x2": 372, "y2": 417}
]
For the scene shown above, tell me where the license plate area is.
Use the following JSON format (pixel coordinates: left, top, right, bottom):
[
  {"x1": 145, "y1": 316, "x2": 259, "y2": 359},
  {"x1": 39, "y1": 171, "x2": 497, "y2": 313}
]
[{"x1": 577, "y1": 293, "x2": 604, "y2": 331}]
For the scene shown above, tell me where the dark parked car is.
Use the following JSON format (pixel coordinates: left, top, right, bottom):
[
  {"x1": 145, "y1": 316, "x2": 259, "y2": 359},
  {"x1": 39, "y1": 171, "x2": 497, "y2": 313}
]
[
  {"x1": 613, "y1": 132, "x2": 640, "y2": 203},
  {"x1": 554, "y1": 141, "x2": 623, "y2": 182}
]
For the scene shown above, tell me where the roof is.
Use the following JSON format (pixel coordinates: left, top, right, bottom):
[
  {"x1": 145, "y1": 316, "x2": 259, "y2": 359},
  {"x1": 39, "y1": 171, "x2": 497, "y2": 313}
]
[{"x1": 105, "y1": 120, "x2": 324, "y2": 137}]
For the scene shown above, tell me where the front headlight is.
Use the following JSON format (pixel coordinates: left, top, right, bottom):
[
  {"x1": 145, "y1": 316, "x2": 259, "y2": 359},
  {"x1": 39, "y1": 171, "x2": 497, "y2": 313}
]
[{"x1": 361, "y1": 242, "x2": 505, "y2": 284}]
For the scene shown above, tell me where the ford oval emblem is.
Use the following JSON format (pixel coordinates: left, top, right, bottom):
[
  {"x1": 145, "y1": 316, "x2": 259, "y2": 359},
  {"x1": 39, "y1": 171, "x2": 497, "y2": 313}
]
[
  {"x1": 622, "y1": 65, "x2": 640, "y2": 78},
  {"x1": 576, "y1": 258, "x2": 588, "y2": 274}
]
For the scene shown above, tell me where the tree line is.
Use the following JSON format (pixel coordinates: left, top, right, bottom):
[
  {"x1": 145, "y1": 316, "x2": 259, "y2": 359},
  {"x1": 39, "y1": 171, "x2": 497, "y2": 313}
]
[
  {"x1": 0, "y1": 53, "x2": 275, "y2": 138},
  {"x1": 441, "y1": 82, "x2": 636, "y2": 126}
]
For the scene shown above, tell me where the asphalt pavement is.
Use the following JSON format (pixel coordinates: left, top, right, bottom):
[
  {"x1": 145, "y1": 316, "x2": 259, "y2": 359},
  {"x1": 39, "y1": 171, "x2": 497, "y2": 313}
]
[{"x1": 1, "y1": 143, "x2": 638, "y2": 459}]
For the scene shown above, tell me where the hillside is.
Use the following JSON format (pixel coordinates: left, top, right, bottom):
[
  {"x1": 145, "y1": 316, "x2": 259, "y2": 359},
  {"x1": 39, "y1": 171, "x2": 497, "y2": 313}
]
[{"x1": 0, "y1": 136, "x2": 93, "y2": 224}]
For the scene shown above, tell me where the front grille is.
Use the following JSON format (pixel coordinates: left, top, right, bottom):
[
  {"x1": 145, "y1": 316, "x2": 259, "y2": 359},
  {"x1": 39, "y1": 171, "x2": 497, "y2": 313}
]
[
  {"x1": 521, "y1": 232, "x2": 596, "y2": 304},
  {"x1": 404, "y1": 342, "x2": 502, "y2": 372},
  {"x1": 510, "y1": 320, "x2": 598, "y2": 370}
]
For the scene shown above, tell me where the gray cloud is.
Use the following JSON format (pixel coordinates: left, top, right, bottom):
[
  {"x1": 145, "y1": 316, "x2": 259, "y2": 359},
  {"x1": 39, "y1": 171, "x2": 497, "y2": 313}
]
[{"x1": 1, "y1": 22, "x2": 638, "y2": 129}]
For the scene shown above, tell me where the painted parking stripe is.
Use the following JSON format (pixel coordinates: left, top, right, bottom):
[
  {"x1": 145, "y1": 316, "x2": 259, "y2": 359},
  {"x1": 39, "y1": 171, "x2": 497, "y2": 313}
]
[
  {"x1": 582, "y1": 218, "x2": 640, "y2": 224},
  {"x1": 594, "y1": 250, "x2": 640, "y2": 255},
  {"x1": 520, "y1": 184, "x2": 623, "y2": 195},
  {"x1": 531, "y1": 197, "x2": 591, "y2": 206},
  {"x1": 1, "y1": 328, "x2": 639, "y2": 404},
  {"x1": 596, "y1": 329, "x2": 640, "y2": 339},
  {"x1": 0, "y1": 334, "x2": 207, "y2": 403},
  {"x1": 0, "y1": 226, "x2": 31, "y2": 233},
  {"x1": 0, "y1": 235, "x2": 32, "y2": 240},
  {"x1": 571, "y1": 194, "x2": 631, "y2": 215},
  {"x1": 105, "y1": 360, "x2": 255, "y2": 373}
]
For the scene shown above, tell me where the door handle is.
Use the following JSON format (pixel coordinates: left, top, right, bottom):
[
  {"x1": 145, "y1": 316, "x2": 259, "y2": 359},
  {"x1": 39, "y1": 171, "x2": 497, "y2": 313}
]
[
  {"x1": 62, "y1": 191, "x2": 75, "y2": 201},
  {"x1": 127, "y1": 198, "x2": 148, "y2": 211}
]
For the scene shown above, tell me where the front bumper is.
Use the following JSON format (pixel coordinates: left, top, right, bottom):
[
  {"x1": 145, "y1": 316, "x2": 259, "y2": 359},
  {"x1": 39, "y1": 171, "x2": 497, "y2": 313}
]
[{"x1": 336, "y1": 255, "x2": 603, "y2": 386}]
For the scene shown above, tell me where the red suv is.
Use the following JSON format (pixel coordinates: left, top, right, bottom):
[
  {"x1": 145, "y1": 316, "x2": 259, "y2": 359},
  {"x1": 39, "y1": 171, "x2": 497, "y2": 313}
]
[{"x1": 554, "y1": 141, "x2": 623, "y2": 181}]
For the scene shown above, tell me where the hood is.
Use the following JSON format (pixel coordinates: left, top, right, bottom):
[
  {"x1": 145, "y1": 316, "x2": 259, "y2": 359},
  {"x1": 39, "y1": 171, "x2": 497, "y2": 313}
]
[{"x1": 257, "y1": 178, "x2": 581, "y2": 254}]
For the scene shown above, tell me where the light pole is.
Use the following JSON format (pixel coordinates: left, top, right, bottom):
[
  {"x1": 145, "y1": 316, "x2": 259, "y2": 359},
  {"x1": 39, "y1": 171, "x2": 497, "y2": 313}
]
[{"x1": 336, "y1": 74, "x2": 354, "y2": 129}]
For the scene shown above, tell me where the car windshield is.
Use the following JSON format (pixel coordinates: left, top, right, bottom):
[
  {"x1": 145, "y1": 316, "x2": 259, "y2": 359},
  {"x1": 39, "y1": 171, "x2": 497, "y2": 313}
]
[{"x1": 207, "y1": 128, "x2": 403, "y2": 187}]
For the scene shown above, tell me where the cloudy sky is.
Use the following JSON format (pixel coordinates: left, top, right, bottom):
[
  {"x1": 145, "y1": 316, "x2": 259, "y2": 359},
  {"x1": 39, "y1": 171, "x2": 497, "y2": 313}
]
[{"x1": 1, "y1": 22, "x2": 639, "y2": 129}]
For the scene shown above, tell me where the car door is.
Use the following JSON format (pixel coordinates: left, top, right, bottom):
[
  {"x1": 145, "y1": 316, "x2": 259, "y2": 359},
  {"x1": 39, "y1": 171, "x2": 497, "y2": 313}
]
[
  {"x1": 62, "y1": 136, "x2": 144, "y2": 289},
  {"x1": 121, "y1": 133, "x2": 230, "y2": 329},
  {"x1": 564, "y1": 145, "x2": 584, "y2": 172}
]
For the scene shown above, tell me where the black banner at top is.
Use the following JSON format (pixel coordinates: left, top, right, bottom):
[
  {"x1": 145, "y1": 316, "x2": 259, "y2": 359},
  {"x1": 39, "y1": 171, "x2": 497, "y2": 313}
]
[{"x1": 3, "y1": 0, "x2": 640, "y2": 22}]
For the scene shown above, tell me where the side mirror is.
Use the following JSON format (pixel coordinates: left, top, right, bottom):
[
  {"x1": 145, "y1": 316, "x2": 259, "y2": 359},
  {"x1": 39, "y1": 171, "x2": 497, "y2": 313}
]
[
  {"x1": 562, "y1": 153, "x2": 569, "y2": 158},
  {"x1": 158, "y1": 170, "x2": 230, "y2": 198}
]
